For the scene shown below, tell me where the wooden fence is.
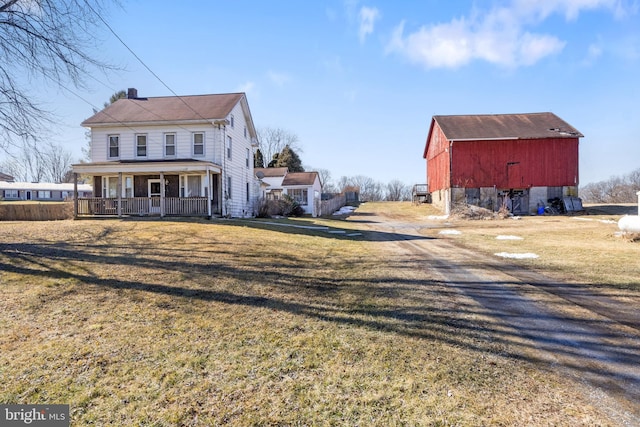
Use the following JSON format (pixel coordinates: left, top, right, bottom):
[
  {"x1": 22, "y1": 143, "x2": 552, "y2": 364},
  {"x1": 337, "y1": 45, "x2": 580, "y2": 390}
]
[
  {"x1": 0, "y1": 202, "x2": 73, "y2": 221},
  {"x1": 319, "y1": 193, "x2": 347, "y2": 217}
]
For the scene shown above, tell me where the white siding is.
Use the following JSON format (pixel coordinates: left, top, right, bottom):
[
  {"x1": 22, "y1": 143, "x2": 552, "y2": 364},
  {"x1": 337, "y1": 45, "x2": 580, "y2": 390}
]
[
  {"x1": 283, "y1": 177, "x2": 322, "y2": 216},
  {"x1": 90, "y1": 125, "x2": 224, "y2": 164},
  {"x1": 85, "y1": 95, "x2": 258, "y2": 218},
  {"x1": 221, "y1": 102, "x2": 257, "y2": 217}
]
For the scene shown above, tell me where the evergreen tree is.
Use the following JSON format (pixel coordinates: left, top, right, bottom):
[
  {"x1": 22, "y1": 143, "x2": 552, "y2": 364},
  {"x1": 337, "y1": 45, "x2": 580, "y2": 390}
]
[
  {"x1": 267, "y1": 153, "x2": 279, "y2": 168},
  {"x1": 254, "y1": 149, "x2": 265, "y2": 168},
  {"x1": 273, "y1": 145, "x2": 304, "y2": 172}
]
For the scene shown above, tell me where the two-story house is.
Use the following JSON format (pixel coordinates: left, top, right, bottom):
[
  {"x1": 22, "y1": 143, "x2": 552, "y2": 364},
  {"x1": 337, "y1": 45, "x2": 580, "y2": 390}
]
[{"x1": 72, "y1": 89, "x2": 258, "y2": 218}]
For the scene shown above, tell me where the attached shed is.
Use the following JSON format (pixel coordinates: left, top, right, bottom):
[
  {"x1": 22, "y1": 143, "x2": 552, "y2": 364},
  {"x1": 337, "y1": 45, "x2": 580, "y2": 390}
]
[{"x1": 423, "y1": 112, "x2": 583, "y2": 215}]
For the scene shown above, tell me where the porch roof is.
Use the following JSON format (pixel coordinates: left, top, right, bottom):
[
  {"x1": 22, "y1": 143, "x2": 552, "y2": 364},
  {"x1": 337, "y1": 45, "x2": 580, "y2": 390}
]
[{"x1": 72, "y1": 159, "x2": 222, "y2": 175}]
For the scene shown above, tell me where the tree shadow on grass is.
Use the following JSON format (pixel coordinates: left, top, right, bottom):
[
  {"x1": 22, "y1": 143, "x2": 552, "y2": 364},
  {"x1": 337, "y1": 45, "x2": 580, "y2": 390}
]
[
  {"x1": 226, "y1": 217, "x2": 431, "y2": 242},
  {"x1": 1, "y1": 237, "x2": 639, "y2": 419}
]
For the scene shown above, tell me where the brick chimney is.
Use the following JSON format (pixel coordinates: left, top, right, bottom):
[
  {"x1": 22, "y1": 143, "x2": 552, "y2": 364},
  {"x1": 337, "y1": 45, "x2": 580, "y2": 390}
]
[{"x1": 127, "y1": 88, "x2": 138, "y2": 99}]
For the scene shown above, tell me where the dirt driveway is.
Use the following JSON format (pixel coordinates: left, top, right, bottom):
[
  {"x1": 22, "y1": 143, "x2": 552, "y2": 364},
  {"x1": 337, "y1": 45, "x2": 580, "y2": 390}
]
[{"x1": 348, "y1": 209, "x2": 640, "y2": 425}]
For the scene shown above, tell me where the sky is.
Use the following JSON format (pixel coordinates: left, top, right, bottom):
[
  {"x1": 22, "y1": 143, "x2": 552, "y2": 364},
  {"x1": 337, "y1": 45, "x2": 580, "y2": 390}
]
[{"x1": 14, "y1": 0, "x2": 640, "y2": 187}]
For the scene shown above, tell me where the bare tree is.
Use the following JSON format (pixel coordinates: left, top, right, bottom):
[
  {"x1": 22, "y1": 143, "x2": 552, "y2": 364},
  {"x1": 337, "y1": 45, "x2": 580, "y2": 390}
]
[
  {"x1": 314, "y1": 168, "x2": 334, "y2": 192},
  {"x1": 0, "y1": 0, "x2": 117, "y2": 152},
  {"x1": 386, "y1": 180, "x2": 410, "y2": 201},
  {"x1": 580, "y1": 168, "x2": 640, "y2": 203},
  {"x1": 256, "y1": 127, "x2": 302, "y2": 166},
  {"x1": 0, "y1": 142, "x2": 73, "y2": 182},
  {"x1": 0, "y1": 145, "x2": 45, "y2": 182},
  {"x1": 45, "y1": 143, "x2": 73, "y2": 183},
  {"x1": 346, "y1": 175, "x2": 384, "y2": 201}
]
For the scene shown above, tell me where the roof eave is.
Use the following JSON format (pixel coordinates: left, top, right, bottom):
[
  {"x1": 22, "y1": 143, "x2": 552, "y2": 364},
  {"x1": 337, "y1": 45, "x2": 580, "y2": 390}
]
[{"x1": 82, "y1": 118, "x2": 220, "y2": 128}]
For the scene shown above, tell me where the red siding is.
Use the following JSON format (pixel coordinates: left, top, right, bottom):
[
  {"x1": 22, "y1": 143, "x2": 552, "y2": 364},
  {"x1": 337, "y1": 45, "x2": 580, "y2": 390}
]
[
  {"x1": 450, "y1": 138, "x2": 579, "y2": 188},
  {"x1": 425, "y1": 124, "x2": 451, "y2": 191}
]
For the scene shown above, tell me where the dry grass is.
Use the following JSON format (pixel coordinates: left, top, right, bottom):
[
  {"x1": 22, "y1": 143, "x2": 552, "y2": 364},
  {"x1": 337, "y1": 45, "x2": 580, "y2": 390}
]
[
  {"x1": 354, "y1": 201, "x2": 640, "y2": 291},
  {"x1": 0, "y1": 213, "x2": 626, "y2": 425}
]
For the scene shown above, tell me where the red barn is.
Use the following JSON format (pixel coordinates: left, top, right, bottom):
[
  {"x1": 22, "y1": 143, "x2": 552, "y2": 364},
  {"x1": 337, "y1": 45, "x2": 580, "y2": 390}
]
[{"x1": 423, "y1": 112, "x2": 583, "y2": 215}]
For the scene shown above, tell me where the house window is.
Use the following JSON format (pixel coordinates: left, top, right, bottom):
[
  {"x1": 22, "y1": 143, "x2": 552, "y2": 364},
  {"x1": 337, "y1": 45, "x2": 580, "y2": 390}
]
[
  {"x1": 180, "y1": 175, "x2": 202, "y2": 197},
  {"x1": 136, "y1": 134, "x2": 147, "y2": 157},
  {"x1": 226, "y1": 136, "x2": 232, "y2": 159},
  {"x1": 245, "y1": 148, "x2": 250, "y2": 167},
  {"x1": 102, "y1": 176, "x2": 119, "y2": 198},
  {"x1": 164, "y1": 133, "x2": 176, "y2": 157},
  {"x1": 37, "y1": 191, "x2": 52, "y2": 199},
  {"x1": 226, "y1": 176, "x2": 232, "y2": 199},
  {"x1": 193, "y1": 132, "x2": 204, "y2": 156},
  {"x1": 246, "y1": 182, "x2": 250, "y2": 202},
  {"x1": 288, "y1": 189, "x2": 308, "y2": 206},
  {"x1": 244, "y1": 126, "x2": 247, "y2": 138},
  {"x1": 108, "y1": 135, "x2": 119, "y2": 158},
  {"x1": 124, "y1": 176, "x2": 133, "y2": 198},
  {"x1": 267, "y1": 190, "x2": 282, "y2": 201},
  {"x1": 4, "y1": 189, "x2": 18, "y2": 198},
  {"x1": 230, "y1": 114, "x2": 234, "y2": 128}
]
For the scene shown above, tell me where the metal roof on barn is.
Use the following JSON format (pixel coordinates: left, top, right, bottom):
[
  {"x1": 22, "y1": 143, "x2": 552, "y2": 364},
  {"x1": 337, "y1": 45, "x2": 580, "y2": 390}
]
[{"x1": 433, "y1": 112, "x2": 583, "y2": 141}]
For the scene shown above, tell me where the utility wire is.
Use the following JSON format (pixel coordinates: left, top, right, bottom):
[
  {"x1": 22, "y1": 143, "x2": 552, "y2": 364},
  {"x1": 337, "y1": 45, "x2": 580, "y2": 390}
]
[{"x1": 82, "y1": 0, "x2": 214, "y2": 123}]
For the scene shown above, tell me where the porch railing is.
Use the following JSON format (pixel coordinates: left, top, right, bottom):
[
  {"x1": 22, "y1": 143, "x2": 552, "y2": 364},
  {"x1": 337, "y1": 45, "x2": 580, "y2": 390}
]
[{"x1": 76, "y1": 197, "x2": 211, "y2": 217}]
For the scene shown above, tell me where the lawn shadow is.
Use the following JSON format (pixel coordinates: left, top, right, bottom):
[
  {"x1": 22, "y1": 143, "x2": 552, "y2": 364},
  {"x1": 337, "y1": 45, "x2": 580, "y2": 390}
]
[
  {"x1": 1, "y1": 234, "x2": 639, "y2": 419},
  {"x1": 226, "y1": 217, "x2": 432, "y2": 242}
]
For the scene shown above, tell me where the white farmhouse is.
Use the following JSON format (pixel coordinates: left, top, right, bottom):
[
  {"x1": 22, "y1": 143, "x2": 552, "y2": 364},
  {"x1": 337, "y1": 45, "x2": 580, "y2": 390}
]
[{"x1": 73, "y1": 89, "x2": 258, "y2": 218}]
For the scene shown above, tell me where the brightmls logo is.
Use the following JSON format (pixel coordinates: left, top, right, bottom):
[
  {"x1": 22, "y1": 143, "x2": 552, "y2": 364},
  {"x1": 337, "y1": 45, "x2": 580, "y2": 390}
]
[{"x1": 1, "y1": 405, "x2": 69, "y2": 426}]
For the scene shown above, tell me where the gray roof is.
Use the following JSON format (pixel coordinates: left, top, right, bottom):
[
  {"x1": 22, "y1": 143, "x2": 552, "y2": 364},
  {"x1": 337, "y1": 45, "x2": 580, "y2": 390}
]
[
  {"x1": 255, "y1": 167, "x2": 288, "y2": 178},
  {"x1": 82, "y1": 93, "x2": 245, "y2": 126},
  {"x1": 433, "y1": 112, "x2": 583, "y2": 141},
  {"x1": 282, "y1": 172, "x2": 319, "y2": 186}
]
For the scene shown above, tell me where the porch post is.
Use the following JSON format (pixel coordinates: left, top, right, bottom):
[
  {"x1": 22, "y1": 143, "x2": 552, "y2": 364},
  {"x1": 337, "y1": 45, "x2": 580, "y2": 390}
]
[
  {"x1": 160, "y1": 172, "x2": 165, "y2": 217},
  {"x1": 73, "y1": 173, "x2": 78, "y2": 219},
  {"x1": 117, "y1": 172, "x2": 122, "y2": 217},
  {"x1": 206, "y1": 168, "x2": 212, "y2": 218}
]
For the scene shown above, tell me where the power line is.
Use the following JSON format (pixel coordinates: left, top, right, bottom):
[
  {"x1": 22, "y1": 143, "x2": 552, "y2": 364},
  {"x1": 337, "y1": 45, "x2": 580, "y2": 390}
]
[{"x1": 82, "y1": 0, "x2": 213, "y2": 123}]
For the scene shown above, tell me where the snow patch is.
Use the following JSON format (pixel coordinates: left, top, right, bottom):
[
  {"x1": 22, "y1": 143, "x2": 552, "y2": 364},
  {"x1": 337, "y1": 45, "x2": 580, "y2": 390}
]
[
  {"x1": 439, "y1": 229, "x2": 461, "y2": 235},
  {"x1": 333, "y1": 206, "x2": 356, "y2": 215},
  {"x1": 494, "y1": 252, "x2": 539, "y2": 259},
  {"x1": 496, "y1": 235, "x2": 523, "y2": 240},
  {"x1": 428, "y1": 215, "x2": 449, "y2": 220}
]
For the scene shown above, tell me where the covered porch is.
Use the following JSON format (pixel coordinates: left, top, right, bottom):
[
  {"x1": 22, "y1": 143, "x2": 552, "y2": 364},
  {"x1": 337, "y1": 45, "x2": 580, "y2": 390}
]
[{"x1": 72, "y1": 160, "x2": 223, "y2": 218}]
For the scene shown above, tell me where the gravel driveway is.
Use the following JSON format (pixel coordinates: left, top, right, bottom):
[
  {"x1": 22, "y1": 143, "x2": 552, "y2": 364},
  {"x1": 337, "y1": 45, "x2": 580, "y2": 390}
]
[{"x1": 350, "y1": 210, "x2": 640, "y2": 426}]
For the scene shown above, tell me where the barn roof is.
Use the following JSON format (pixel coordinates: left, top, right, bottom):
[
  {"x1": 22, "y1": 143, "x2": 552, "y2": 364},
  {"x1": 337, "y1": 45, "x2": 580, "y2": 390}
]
[
  {"x1": 282, "y1": 172, "x2": 319, "y2": 186},
  {"x1": 82, "y1": 92, "x2": 245, "y2": 126},
  {"x1": 433, "y1": 112, "x2": 583, "y2": 141}
]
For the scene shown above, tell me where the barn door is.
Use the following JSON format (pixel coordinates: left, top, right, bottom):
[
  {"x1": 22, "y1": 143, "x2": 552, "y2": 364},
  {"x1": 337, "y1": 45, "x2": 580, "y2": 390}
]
[{"x1": 507, "y1": 162, "x2": 522, "y2": 188}]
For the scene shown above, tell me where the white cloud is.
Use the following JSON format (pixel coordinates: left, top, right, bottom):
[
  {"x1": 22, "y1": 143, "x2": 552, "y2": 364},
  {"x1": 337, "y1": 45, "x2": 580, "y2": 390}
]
[
  {"x1": 512, "y1": 0, "x2": 627, "y2": 21},
  {"x1": 237, "y1": 81, "x2": 255, "y2": 94},
  {"x1": 267, "y1": 71, "x2": 291, "y2": 87},
  {"x1": 386, "y1": 0, "x2": 631, "y2": 69},
  {"x1": 358, "y1": 6, "x2": 381, "y2": 43}
]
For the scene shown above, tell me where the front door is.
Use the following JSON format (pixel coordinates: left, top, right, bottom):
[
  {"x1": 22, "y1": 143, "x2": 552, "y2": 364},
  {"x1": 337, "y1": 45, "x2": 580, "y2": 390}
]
[{"x1": 148, "y1": 179, "x2": 161, "y2": 213}]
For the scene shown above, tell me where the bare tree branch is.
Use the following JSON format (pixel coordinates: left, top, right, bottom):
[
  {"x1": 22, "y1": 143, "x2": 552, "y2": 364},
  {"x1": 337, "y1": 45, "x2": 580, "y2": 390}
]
[
  {"x1": 256, "y1": 127, "x2": 302, "y2": 166},
  {"x1": 0, "y1": 0, "x2": 118, "y2": 152}
]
